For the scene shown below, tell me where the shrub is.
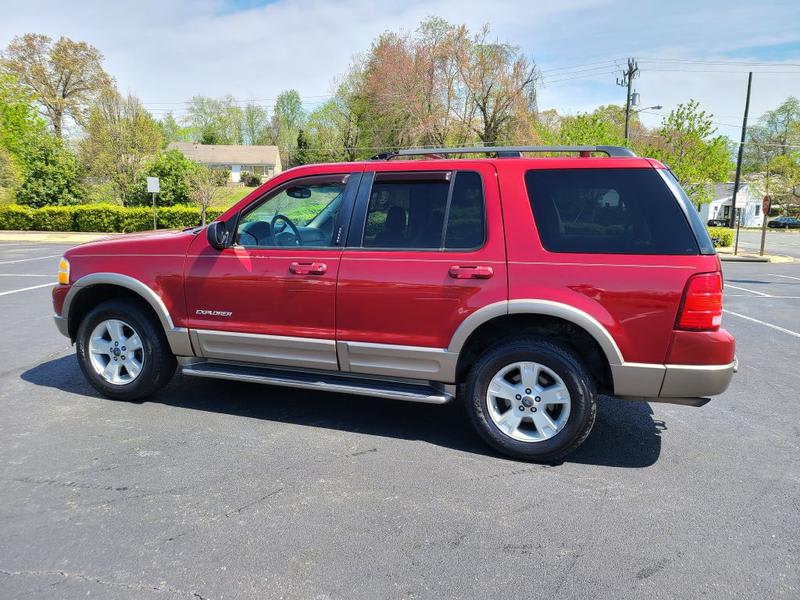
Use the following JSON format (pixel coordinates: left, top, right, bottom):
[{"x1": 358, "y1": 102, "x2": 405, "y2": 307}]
[
  {"x1": 128, "y1": 149, "x2": 195, "y2": 207},
  {"x1": 73, "y1": 204, "x2": 123, "y2": 232},
  {"x1": 707, "y1": 226, "x2": 733, "y2": 248},
  {"x1": 15, "y1": 135, "x2": 83, "y2": 207},
  {"x1": 0, "y1": 204, "x2": 229, "y2": 232},
  {"x1": 240, "y1": 171, "x2": 261, "y2": 187},
  {"x1": 120, "y1": 207, "x2": 153, "y2": 233},
  {"x1": 30, "y1": 206, "x2": 75, "y2": 231},
  {"x1": 0, "y1": 204, "x2": 33, "y2": 229}
]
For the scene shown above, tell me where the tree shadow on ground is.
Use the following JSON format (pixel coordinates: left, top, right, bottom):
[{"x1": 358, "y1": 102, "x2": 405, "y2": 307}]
[{"x1": 23, "y1": 354, "x2": 663, "y2": 469}]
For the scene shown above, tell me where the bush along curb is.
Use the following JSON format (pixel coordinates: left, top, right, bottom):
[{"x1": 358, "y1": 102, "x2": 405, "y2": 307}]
[{"x1": 0, "y1": 204, "x2": 227, "y2": 233}]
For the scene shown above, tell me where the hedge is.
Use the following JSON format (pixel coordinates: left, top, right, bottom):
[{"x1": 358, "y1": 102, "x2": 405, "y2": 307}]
[
  {"x1": 0, "y1": 204, "x2": 228, "y2": 233},
  {"x1": 707, "y1": 226, "x2": 734, "y2": 248}
]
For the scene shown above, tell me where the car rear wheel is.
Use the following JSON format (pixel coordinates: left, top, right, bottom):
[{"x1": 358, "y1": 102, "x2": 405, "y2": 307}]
[
  {"x1": 463, "y1": 338, "x2": 597, "y2": 463},
  {"x1": 76, "y1": 299, "x2": 176, "y2": 401}
]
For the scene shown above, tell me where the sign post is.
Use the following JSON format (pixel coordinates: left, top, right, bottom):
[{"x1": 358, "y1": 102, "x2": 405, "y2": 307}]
[
  {"x1": 147, "y1": 177, "x2": 160, "y2": 230},
  {"x1": 760, "y1": 195, "x2": 771, "y2": 256}
]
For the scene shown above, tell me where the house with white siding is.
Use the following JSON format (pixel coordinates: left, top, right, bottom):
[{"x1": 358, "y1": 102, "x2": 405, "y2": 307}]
[
  {"x1": 168, "y1": 142, "x2": 282, "y2": 183},
  {"x1": 699, "y1": 182, "x2": 764, "y2": 228}
]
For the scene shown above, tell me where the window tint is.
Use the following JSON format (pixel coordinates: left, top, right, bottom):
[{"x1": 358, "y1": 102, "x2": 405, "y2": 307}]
[
  {"x1": 445, "y1": 171, "x2": 485, "y2": 249},
  {"x1": 363, "y1": 171, "x2": 485, "y2": 250},
  {"x1": 525, "y1": 168, "x2": 699, "y2": 255},
  {"x1": 236, "y1": 176, "x2": 346, "y2": 248}
]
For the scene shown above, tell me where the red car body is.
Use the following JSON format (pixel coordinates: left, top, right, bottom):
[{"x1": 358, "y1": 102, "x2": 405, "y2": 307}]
[{"x1": 53, "y1": 152, "x2": 736, "y2": 416}]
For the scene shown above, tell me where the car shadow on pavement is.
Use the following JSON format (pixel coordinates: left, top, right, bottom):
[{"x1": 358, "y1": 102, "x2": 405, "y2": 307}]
[{"x1": 22, "y1": 355, "x2": 662, "y2": 469}]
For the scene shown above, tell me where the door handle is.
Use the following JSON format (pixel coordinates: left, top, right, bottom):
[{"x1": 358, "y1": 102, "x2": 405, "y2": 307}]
[
  {"x1": 448, "y1": 265, "x2": 494, "y2": 280},
  {"x1": 289, "y1": 262, "x2": 327, "y2": 275}
]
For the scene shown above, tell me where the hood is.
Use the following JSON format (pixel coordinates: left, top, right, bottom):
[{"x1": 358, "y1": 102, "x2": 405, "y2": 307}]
[{"x1": 66, "y1": 228, "x2": 201, "y2": 258}]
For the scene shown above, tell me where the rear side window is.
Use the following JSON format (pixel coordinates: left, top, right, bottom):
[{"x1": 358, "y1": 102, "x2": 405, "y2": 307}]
[
  {"x1": 362, "y1": 171, "x2": 485, "y2": 250},
  {"x1": 525, "y1": 168, "x2": 699, "y2": 255}
]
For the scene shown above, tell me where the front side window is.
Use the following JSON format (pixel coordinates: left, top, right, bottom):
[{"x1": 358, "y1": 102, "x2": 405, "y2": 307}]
[
  {"x1": 236, "y1": 175, "x2": 347, "y2": 248},
  {"x1": 362, "y1": 171, "x2": 485, "y2": 250},
  {"x1": 525, "y1": 168, "x2": 700, "y2": 255}
]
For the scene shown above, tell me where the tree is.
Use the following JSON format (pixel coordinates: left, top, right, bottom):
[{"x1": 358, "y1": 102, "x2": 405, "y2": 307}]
[
  {"x1": 0, "y1": 72, "x2": 81, "y2": 206},
  {"x1": 243, "y1": 103, "x2": 270, "y2": 145},
  {"x1": 459, "y1": 26, "x2": 539, "y2": 145},
  {"x1": 80, "y1": 89, "x2": 163, "y2": 206},
  {"x1": 187, "y1": 165, "x2": 226, "y2": 225},
  {"x1": 538, "y1": 112, "x2": 625, "y2": 146},
  {"x1": 158, "y1": 112, "x2": 191, "y2": 144},
  {"x1": 184, "y1": 95, "x2": 245, "y2": 145},
  {"x1": 294, "y1": 129, "x2": 310, "y2": 165},
  {"x1": 2, "y1": 34, "x2": 113, "y2": 136},
  {"x1": 271, "y1": 90, "x2": 305, "y2": 164},
  {"x1": 14, "y1": 134, "x2": 83, "y2": 207},
  {"x1": 129, "y1": 149, "x2": 195, "y2": 207},
  {"x1": 643, "y1": 100, "x2": 733, "y2": 205}
]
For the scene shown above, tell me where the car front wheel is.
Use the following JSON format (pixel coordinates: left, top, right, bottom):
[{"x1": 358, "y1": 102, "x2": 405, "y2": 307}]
[
  {"x1": 463, "y1": 338, "x2": 597, "y2": 463},
  {"x1": 76, "y1": 299, "x2": 176, "y2": 401}
]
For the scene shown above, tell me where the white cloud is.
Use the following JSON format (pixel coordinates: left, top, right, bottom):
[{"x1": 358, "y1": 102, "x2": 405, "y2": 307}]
[{"x1": 1, "y1": 0, "x2": 799, "y2": 137}]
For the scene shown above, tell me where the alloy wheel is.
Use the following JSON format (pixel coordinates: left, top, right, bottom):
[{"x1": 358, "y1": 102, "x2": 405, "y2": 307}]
[
  {"x1": 485, "y1": 361, "x2": 571, "y2": 442},
  {"x1": 88, "y1": 319, "x2": 145, "y2": 386}
]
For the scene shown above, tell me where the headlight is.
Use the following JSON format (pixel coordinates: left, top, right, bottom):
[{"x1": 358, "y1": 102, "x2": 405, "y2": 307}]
[{"x1": 57, "y1": 257, "x2": 70, "y2": 285}]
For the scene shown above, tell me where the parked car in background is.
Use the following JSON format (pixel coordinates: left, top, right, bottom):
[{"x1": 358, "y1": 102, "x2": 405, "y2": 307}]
[
  {"x1": 707, "y1": 218, "x2": 730, "y2": 227},
  {"x1": 767, "y1": 216, "x2": 800, "y2": 229},
  {"x1": 52, "y1": 145, "x2": 736, "y2": 463}
]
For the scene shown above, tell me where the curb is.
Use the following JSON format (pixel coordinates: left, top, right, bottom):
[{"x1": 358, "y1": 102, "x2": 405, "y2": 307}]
[
  {"x1": 0, "y1": 230, "x2": 122, "y2": 243},
  {"x1": 718, "y1": 252, "x2": 794, "y2": 263}
]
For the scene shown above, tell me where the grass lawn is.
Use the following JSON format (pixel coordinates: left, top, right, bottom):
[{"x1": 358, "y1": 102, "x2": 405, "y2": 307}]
[{"x1": 215, "y1": 185, "x2": 255, "y2": 208}]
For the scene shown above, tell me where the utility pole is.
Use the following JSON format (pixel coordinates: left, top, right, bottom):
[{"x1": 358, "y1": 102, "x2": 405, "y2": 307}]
[
  {"x1": 617, "y1": 58, "x2": 639, "y2": 144},
  {"x1": 730, "y1": 72, "x2": 753, "y2": 242}
]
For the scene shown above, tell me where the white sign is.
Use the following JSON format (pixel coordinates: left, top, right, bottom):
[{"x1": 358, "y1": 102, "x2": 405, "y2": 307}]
[{"x1": 146, "y1": 177, "x2": 160, "y2": 193}]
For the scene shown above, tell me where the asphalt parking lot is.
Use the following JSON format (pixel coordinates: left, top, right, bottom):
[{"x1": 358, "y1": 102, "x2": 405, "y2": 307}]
[{"x1": 0, "y1": 239, "x2": 798, "y2": 600}]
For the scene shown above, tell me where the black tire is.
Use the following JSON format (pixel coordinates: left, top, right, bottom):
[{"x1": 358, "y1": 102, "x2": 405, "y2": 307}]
[
  {"x1": 76, "y1": 299, "x2": 177, "y2": 401},
  {"x1": 463, "y1": 337, "x2": 597, "y2": 463}
]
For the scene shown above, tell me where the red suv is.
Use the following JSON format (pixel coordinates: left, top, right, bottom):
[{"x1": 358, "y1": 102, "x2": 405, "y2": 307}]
[{"x1": 52, "y1": 146, "x2": 736, "y2": 462}]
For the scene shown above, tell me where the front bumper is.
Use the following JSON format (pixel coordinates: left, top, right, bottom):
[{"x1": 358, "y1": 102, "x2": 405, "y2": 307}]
[{"x1": 54, "y1": 314, "x2": 69, "y2": 337}]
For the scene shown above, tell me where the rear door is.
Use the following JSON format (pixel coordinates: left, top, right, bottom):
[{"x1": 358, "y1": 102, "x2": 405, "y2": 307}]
[{"x1": 335, "y1": 162, "x2": 506, "y2": 382}]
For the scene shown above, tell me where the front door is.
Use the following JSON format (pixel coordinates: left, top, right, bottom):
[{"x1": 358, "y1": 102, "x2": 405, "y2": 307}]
[
  {"x1": 335, "y1": 163, "x2": 506, "y2": 382},
  {"x1": 184, "y1": 171, "x2": 360, "y2": 371}
]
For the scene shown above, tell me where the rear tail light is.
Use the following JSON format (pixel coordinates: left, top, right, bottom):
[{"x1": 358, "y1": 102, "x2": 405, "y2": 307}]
[{"x1": 676, "y1": 272, "x2": 723, "y2": 331}]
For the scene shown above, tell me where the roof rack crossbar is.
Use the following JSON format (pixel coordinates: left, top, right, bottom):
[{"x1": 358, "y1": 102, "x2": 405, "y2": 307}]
[{"x1": 369, "y1": 145, "x2": 636, "y2": 160}]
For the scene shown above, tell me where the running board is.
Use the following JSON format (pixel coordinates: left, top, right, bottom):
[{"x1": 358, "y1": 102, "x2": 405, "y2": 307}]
[{"x1": 181, "y1": 361, "x2": 454, "y2": 404}]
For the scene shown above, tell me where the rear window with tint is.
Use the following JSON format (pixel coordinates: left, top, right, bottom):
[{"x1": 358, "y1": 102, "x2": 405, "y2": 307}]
[{"x1": 525, "y1": 168, "x2": 699, "y2": 255}]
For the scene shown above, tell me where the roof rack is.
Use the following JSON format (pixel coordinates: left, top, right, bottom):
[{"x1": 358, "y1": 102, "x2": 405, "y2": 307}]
[{"x1": 370, "y1": 145, "x2": 636, "y2": 160}]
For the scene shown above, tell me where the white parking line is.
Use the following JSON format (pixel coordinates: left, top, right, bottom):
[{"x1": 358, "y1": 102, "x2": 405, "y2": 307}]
[
  {"x1": 769, "y1": 273, "x2": 800, "y2": 282},
  {"x1": 0, "y1": 254, "x2": 60, "y2": 265},
  {"x1": 0, "y1": 273, "x2": 53, "y2": 277},
  {"x1": 723, "y1": 309, "x2": 800, "y2": 338},
  {"x1": 725, "y1": 284, "x2": 772, "y2": 297},
  {"x1": 0, "y1": 282, "x2": 55, "y2": 296}
]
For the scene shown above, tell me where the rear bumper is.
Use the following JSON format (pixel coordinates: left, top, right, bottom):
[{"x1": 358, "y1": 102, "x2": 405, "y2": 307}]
[
  {"x1": 659, "y1": 361, "x2": 736, "y2": 398},
  {"x1": 612, "y1": 359, "x2": 736, "y2": 402}
]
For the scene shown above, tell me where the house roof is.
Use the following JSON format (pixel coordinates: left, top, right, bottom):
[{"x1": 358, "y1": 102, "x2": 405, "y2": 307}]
[
  {"x1": 168, "y1": 142, "x2": 281, "y2": 166},
  {"x1": 713, "y1": 182, "x2": 749, "y2": 201}
]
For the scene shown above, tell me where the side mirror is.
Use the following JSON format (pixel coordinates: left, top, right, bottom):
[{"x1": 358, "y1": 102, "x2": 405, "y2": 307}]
[{"x1": 207, "y1": 221, "x2": 229, "y2": 250}]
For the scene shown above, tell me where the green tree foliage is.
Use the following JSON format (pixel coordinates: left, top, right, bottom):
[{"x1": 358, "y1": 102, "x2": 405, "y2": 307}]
[
  {"x1": 272, "y1": 90, "x2": 305, "y2": 165},
  {"x1": 243, "y1": 103, "x2": 271, "y2": 145},
  {"x1": 0, "y1": 73, "x2": 82, "y2": 206},
  {"x1": 185, "y1": 95, "x2": 247, "y2": 145},
  {"x1": 642, "y1": 100, "x2": 733, "y2": 204},
  {"x1": 294, "y1": 129, "x2": 310, "y2": 165},
  {"x1": 79, "y1": 89, "x2": 164, "y2": 205},
  {"x1": 186, "y1": 165, "x2": 227, "y2": 225},
  {"x1": 14, "y1": 134, "x2": 83, "y2": 207},
  {"x1": 128, "y1": 149, "x2": 195, "y2": 207},
  {"x1": 2, "y1": 34, "x2": 113, "y2": 136},
  {"x1": 158, "y1": 112, "x2": 192, "y2": 145},
  {"x1": 743, "y1": 97, "x2": 800, "y2": 212}
]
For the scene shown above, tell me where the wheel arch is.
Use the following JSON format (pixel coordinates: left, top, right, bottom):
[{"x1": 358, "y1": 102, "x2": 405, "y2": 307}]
[
  {"x1": 64, "y1": 273, "x2": 193, "y2": 356},
  {"x1": 450, "y1": 300, "x2": 623, "y2": 393}
]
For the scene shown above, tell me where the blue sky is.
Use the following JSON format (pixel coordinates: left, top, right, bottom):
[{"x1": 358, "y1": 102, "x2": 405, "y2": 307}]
[{"x1": 2, "y1": 0, "x2": 799, "y2": 139}]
